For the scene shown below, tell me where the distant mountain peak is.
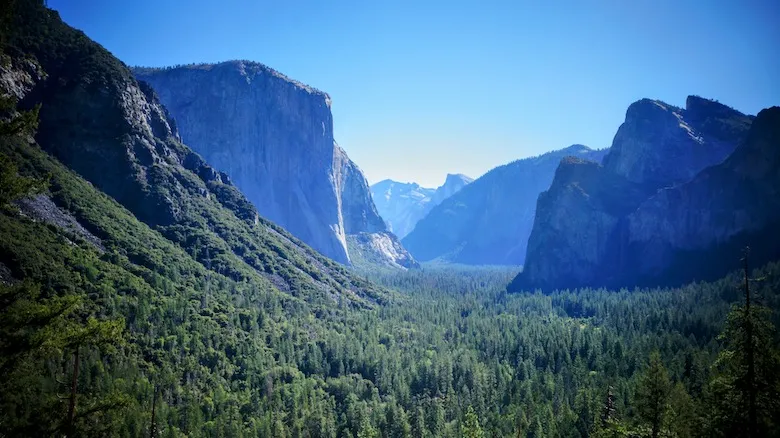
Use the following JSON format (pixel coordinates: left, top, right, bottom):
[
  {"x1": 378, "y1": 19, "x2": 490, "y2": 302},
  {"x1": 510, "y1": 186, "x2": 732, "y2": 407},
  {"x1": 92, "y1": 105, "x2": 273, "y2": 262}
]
[
  {"x1": 560, "y1": 144, "x2": 593, "y2": 153},
  {"x1": 442, "y1": 173, "x2": 474, "y2": 186},
  {"x1": 370, "y1": 173, "x2": 472, "y2": 239}
]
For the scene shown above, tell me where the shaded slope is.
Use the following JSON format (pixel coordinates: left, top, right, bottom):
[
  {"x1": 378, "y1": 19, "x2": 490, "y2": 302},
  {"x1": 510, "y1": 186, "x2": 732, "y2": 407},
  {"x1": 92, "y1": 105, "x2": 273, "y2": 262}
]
[{"x1": 402, "y1": 145, "x2": 607, "y2": 265}]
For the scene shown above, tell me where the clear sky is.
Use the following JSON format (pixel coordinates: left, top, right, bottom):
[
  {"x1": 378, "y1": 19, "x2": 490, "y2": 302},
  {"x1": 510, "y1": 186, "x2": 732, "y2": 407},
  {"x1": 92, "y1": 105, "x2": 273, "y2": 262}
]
[{"x1": 49, "y1": 0, "x2": 780, "y2": 187}]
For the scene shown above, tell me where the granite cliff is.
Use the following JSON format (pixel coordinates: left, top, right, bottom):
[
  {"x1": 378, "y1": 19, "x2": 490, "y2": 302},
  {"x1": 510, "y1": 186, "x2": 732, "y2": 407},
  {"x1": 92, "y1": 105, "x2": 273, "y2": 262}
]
[
  {"x1": 402, "y1": 145, "x2": 607, "y2": 265},
  {"x1": 370, "y1": 173, "x2": 472, "y2": 239},
  {"x1": 134, "y1": 62, "x2": 411, "y2": 267},
  {"x1": 511, "y1": 97, "x2": 774, "y2": 291}
]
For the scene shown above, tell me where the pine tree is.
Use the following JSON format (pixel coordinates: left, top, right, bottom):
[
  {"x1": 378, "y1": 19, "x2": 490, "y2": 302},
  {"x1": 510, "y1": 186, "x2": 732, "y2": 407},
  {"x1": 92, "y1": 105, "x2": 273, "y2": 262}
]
[
  {"x1": 461, "y1": 406, "x2": 484, "y2": 438},
  {"x1": 357, "y1": 416, "x2": 378, "y2": 438},
  {"x1": 635, "y1": 351, "x2": 671, "y2": 438},
  {"x1": 708, "y1": 248, "x2": 780, "y2": 437},
  {"x1": 0, "y1": 96, "x2": 46, "y2": 208}
]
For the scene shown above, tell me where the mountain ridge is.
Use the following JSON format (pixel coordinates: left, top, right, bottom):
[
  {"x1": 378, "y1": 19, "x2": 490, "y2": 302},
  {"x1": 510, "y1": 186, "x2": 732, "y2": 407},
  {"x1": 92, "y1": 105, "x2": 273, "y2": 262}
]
[{"x1": 511, "y1": 97, "x2": 774, "y2": 291}]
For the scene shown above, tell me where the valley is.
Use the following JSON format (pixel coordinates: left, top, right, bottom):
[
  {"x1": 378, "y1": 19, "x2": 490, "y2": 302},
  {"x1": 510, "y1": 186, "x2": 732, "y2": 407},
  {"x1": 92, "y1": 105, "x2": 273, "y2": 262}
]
[{"x1": 1, "y1": 1, "x2": 779, "y2": 437}]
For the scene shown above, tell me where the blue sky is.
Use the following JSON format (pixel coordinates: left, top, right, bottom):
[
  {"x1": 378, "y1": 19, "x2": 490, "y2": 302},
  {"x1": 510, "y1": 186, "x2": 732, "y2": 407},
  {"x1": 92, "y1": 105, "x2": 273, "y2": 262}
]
[{"x1": 49, "y1": 0, "x2": 780, "y2": 187}]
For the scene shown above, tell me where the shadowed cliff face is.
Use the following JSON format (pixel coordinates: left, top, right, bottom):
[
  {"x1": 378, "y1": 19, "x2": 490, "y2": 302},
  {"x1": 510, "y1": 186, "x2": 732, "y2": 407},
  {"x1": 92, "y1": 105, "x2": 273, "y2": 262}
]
[
  {"x1": 511, "y1": 98, "x2": 773, "y2": 292},
  {"x1": 134, "y1": 63, "x2": 393, "y2": 265},
  {"x1": 402, "y1": 145, "x2": 607, "y2": 265},
  {"x1": 624, "y1": 106, "x2": 780, "y2": 282},
  {"x1": 518, "y1": 158, "x2": 655, "y2": 290}
]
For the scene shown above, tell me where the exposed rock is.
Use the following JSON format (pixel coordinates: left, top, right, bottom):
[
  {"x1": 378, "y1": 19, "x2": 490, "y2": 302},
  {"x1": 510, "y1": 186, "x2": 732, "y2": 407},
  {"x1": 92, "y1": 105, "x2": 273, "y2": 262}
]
[
  {"x1": 370, "y1": 173, "x2": 472, "y2": 239},
  {"x1": 402, "y1": 145, "x2": 607, "y2": 265},
  {"x1": 429, "y1": 173, "x2": 474, "y2": 206},
  {"x1": 347, "y1": 232, "x2": 420, "y2": 271},
  {"x1": 516, "y1": 158, "x2": 655, "y2": 290},
  {"x1": 623, "y1": 106, "x2": 780, "y2": 284},
  {"x1": 0, "y1": 262, "x2": 13, "y2": 285},
  {"x1": 333, "y1": 143, "x2": 386, "y2": 235},
  {"x1": 16, "y1": 194, "x2": 105, "y2": 252},
  {"x1": 511, "y1": 97, "x2": 767, "y2": 292},
  {"x1": 603, "y1": 97, "x2": 752, "y2": 187},
  {"x1": 134, "y1": 62, "x2": 404, "y2": 267}
]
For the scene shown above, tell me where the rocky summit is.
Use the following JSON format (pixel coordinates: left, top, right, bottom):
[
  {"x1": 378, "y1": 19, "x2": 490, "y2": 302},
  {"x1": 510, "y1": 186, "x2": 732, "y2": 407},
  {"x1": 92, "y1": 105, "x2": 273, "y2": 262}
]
[
  {"x1": 602, "y1": 96, "x2": 752, "y2": 187},
  {"x1": 370, "y1": 173, "x2": 472, "y2": 239},
  {"x1": 402, "y1": 145, "x2": 607, "y2": 265},
  {"x1": 135, "y1": 62, "x2": 413, "y2": 268},
  {"x1": 510, "y1": 97, "x2": 778, "y2": 292}
]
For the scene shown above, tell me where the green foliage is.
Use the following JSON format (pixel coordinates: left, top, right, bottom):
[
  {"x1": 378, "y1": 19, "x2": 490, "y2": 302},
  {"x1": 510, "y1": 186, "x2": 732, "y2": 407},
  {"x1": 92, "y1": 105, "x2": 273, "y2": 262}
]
[
  {"x1": 0, "y1": 153, "x2": 43, "y2": 206},
  {"x1": 635, "y1": 351, "x2": 671, "y2": 438},
  {"x1": 0, "y1": 281, "x2": 127, "y2": 436},
  {"x1": 707, "y1": 286, "x2": 780, "y2": 436},
  {"x1": 2, "y1": 124, "x2": 780, "y2": 437},
  {"x1": 0, "y1": 96, "x2": 46, "y2": 207},
  {"x1": 461, "y1": 406, "x2": 484, "y2": 438}
]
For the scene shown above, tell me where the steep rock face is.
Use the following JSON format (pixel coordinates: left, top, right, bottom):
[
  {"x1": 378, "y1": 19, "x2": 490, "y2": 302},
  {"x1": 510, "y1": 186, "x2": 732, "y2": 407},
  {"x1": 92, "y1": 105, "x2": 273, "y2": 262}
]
[
  {"x1": 134, "y1": 63, "x2": 413, "y2": 268},
  {"x1": 134, "y1": 62, "x2": 354, "y2": 263},
  {"x1": 333, "y1": 144, "x2": 386, "y2": 235},
  {"x1": 624, "y1": 106, "x2": 780, "y2": 283},
  {"x1": 511, "y1": 97, "x2": 763, "y2": 291},
  {"x1": 430, "y1": 173, "x2": 474, "y2": 206},
  {"x1": 370, "y1": 173, "x2": 472, "y2": 239},
  {"x1": 517, "y1": 158, "x2": 655, "y2": 290},
  {"x1": 4, "y1": 3, "x2": 387, "y2": 303},
  {"x1": 402, "y1": 145, "x2": 607, "y2": 265},
  {"x1": 603, "y1": 96, "x2": 752, "y2": 187}
]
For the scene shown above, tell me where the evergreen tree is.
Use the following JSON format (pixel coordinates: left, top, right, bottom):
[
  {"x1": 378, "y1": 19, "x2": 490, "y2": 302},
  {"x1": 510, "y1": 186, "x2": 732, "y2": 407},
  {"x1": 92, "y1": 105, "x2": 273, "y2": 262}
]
[
  {"x1": 708, "y1": 249, "x2": 780, "y2": 437},
  {"x1": 635, "y1": 351, "x2": 671, "y2": 438},
  {"x1": 461, "y1": 406, "x2": 484, "y2": 438}
]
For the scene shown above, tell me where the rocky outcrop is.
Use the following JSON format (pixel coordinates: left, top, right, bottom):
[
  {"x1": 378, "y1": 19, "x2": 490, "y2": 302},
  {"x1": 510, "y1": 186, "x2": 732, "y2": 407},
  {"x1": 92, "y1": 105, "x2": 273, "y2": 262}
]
[
  {"x1": 603, "y1": 96, "x2": 752, "y2": 187},
  {"x1": 16, "y1": 194, "x2": 105, "y2": 252},
  {"x1": 623, "y1": 106, "x2": 780, "y2": 284},
  {"x1": 511, "y1": 97, "x2": 767, "y2": 292},
  {"x1": 134, "y1": 62, "x2": 413, "y2": 267},
  {"x1": 516, "y1": 158, "x2": 655, "y2": 290},
  {"x1": 402, "y1": 145, "x2": 607, "y2": 265},
  {"x1": 333, "y1": 144, "x2": 386, "y2": 235},
  {"x1": 430, "y1": 174, "x2": 474, "y2": 206},
  {"x1": 370, "y1": 173, "x2": 472, "y2": 239},
  {"x1": 346, "y1": 232, "x2": 420, "y2": 271}
]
